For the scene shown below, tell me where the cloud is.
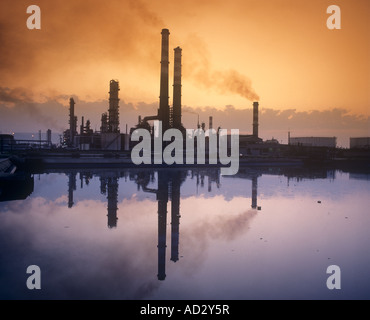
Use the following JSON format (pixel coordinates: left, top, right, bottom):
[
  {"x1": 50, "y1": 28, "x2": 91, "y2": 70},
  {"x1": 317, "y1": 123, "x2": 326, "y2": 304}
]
[
  {"x1": 0, "y1": 1, "x2": 260, "y2": 104},
  {"x1": 0, "y1": 195, "x2": 160, "y2": 299},
  {"x1": 182, "y1": 33, "x2": 259, "y2": 101},
  {"x1": 0, "y1": 0, "x2": 164, "y2": 97},
  {"x1": 0, "y1": 87, "x2": 65, "y2": 132},
  {"x1": 178, "y1": 198, "x2": 257, "y2": 276},
  {"x1": 204, "y1": 209, "x2": 257, "y2": 242},
  {"x1": 1, "y1": 85, "x2": 368, "y2": 148},
  {"x1": 0, "y1": 87, "x2": 34, "y2": 104}
]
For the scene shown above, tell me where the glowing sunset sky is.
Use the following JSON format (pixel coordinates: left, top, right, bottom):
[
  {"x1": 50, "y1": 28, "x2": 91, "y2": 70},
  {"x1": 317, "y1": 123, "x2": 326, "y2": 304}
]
[{"x1": 0, "y1": 0, "x2": 369, "y2": 146}]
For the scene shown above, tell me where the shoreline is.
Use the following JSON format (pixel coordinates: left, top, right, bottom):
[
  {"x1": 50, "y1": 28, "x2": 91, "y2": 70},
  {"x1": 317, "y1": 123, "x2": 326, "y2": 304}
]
[{"x1": 3, "y1": 151, "x2": 368, "y2": 172}]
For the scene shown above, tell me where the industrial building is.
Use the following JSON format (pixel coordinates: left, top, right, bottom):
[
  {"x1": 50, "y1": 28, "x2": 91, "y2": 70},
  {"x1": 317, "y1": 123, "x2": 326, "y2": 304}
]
[
  {"x1": 130, "y1": 28, "x2": 262, "y2": 156},
  {"x1": 131, "y1": 29, "x2": 185, "y2": 136},
  {"x1": 0, "y1": 131, "x2": 53, "y2": 152},
  {"x1": 58, "y1": 28, "x2": 264, "y2": 156},
  {"x1": 3, "y1": 27, "x2": 370, "y2": 180},
  {"x1": 289, "y1": 136, "x2": 337, "y2": 148},
  {"x1": 350, "y1": 137, "x2": 370, "y2": 149},
  {"x1": 63, "y1": 29, "x2": 187, "y2": 152},
  {"x1": 63, "y1": 80, "x2": 130, "y2": 151},
  {"x1": 0, "y1": 134, "x2": 15, "y2": 152},
  {"x1": 5, "y1": 28, "x2": 347, "y2": 161}
]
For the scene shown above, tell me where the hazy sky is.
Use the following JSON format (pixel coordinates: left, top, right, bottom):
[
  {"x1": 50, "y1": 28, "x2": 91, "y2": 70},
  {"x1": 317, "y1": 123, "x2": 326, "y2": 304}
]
[{"x1": 0, "y1": 0, "x2": 369, "y2": 146}]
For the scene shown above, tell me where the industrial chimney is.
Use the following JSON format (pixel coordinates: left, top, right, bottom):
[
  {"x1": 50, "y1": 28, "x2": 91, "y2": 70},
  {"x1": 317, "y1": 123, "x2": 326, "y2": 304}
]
[
  {"x1": 108, "y1": 80, "x2": 120, "y2": 133},
  {"x1": 253, "y1": 101, "x2": 259, "y2": 138},
  {"x1": 69, "y1": 98, "x2": 75, "y2": 146},
  {"x1": 209, "y1": 116, "x2": 213, "y2": 130},
  {"x1": 172, "y1": 46, "x2": 182, "y2": 129},
  {"x1": 80, "y1": 116, "x2": 84, "y2": 135},
  {"x1": 159, "y1": 29, "x2": 170, "y2": 132}
]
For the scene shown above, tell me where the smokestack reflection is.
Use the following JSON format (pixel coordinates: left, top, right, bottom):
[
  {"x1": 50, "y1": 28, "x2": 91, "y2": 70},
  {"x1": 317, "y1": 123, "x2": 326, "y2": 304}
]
[
  {"x1": 62, "y1": 167, "x2": 267, "y2": 281},
  {"x1": 170, "y1": 172, "x2": 181, "y2": 263},
  {"x1": 251, "y1": 176, "x2": 258, "y2": 209},
  {"x1": 134, "y1": 170, "x2": 186, "y2": 280},
  {"x1": 157, "y1": 171, "x2": 168, "y2": 280}
]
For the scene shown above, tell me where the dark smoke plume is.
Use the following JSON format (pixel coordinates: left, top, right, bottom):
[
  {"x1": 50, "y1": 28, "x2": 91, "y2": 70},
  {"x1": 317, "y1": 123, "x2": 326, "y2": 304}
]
[
  {"x1": 0, "y1": 87, "x2": 64, "y2": 131},
  {"x1": 183, "y1": 34, "x2": 259, "y2": 102}
]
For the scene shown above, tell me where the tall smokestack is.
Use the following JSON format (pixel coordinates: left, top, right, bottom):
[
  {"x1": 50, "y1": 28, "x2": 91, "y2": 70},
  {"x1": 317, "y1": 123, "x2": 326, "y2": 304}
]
[
  {"x1": 108, "y1": 80, "x2": 120, "y2": 133},
  {"x1": 69, "y1": 98, "x2": 75, "y2": 145},
  {"x1": 159, "y1": 29, "x2": 170, "y2": 131},
  {"x1": 209, "y1": 116, "x2": 213, "y2": 130},
  {"x1": 81, "y1": 116, "x2": 84, "y2": 135},
  {"x1": 172, "y1": 46, "x2": 182, "y2": 129},
  {"x1": 253, "y1": 101, "x2": 259, "y2": 138}
]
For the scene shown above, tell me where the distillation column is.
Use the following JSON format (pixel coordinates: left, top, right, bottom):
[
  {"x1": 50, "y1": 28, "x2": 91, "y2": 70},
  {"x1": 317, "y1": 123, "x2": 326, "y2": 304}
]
[
  {"x1": 108, "y1": 80, "x2": 120, "y2": 133},
  {"x1": 69, "y1": 98, "x2": 75, "y2": 146}
]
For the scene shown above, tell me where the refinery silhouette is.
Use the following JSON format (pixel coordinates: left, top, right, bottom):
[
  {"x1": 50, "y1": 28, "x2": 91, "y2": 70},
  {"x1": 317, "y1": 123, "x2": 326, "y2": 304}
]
[{"x1": 0, "y1": 29, "x2": 369, "y2": 180}]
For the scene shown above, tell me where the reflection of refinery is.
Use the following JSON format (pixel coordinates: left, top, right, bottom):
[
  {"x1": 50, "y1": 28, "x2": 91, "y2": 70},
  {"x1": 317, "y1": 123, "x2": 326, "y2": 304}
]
[
  {"x1": 58, "y1": 165, "x2": 340, "y2": 281},
  {"x1": 64, "y1": 168, "x2": 262, "y2": 280},
  {"x1": 2, "y1": 163, "x2": 359, "y2": 280}
]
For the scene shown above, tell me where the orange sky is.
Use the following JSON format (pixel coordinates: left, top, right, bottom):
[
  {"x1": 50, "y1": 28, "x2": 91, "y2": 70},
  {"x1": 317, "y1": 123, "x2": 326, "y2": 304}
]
[
  {"x1": 0, "y1": 0, "x2": 369, "y2": 115},
  {"x1": 0, "y1": 0, "x2": 369, "y2": 148}
]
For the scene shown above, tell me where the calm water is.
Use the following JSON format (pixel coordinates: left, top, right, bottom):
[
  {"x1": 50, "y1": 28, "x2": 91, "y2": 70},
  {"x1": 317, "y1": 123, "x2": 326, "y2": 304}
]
[{"x1": 1, "y1": 167, "x2": 369, "y2": 300}]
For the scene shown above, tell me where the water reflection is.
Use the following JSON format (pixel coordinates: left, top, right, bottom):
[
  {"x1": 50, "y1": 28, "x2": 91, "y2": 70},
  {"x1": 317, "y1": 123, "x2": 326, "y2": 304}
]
[
  {"x1": 65, "y1": 168, "x2": 265, "y2": 229},
  {"x1": 67, "y1": 172, "x2": 76, "y2": 208},
  {"x1": 1, "y1": 165, "x2": 369, "y2": 299},
  {"x1": 22, "y1": 167, "x2": 264, "y2": 283},
  {"x1": 44, "y1": 166, "x2": 368, "y2": 283},
  {"x1": 66, "y1": 169, "x2": 212, "y2": 280}
]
